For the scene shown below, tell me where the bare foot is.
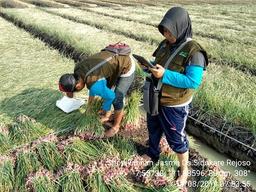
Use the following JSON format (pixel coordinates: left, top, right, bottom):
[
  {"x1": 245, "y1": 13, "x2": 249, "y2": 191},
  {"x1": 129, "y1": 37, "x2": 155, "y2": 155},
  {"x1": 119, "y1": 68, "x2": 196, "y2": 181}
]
[
  {"x1": 141, "y1": 154, "x2": 152, "y2": 161},
  {"x1": 108, "y1": 114, "x2": 114, "y2": 122},
  {"x1": 100, "y1": 116, "x2": 110, "y2": 123},
  {"x1": 141, "y1": 154, "x2": 154, "y2": 167},
  {"x1": 103, "y1": 121, "x2": 113, "y2": 128},
  {"x1": 175, "y1": 168, "x2": 188, "y2": 189},
  {"x1": 104, "y1": 125, "x2": 120, "y2": 138},
  {"x1": 101, "y1": 115, "x2": 114, "y2": 123}
]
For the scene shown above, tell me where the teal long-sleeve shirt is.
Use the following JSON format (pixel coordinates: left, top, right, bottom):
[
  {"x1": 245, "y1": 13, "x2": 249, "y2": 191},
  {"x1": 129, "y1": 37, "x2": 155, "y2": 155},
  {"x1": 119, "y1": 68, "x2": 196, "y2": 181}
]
[
  {"x1": 162, "y1": 65, "x2": 204, "y2": 89},
  {"x1": 161, "y1": 52, "x2": 205, "y2": 89},
  {"x1": 89, "y1": 78, "x2": 115, "y2": 111}
]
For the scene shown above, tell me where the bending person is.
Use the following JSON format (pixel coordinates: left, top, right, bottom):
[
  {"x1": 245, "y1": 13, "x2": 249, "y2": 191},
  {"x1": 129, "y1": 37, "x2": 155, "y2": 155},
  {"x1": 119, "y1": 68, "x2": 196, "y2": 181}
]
[{"x1": 59, "y1": 46, "x2": 135, "y2": 137}]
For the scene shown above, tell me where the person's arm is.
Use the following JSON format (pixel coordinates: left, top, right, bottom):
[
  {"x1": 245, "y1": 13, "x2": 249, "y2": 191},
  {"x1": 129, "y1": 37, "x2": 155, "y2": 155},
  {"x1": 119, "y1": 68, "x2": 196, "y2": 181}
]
[
  {"x1": 161, "y1": 52, "x2": 205, "y2": 89},
  {"x1": 162, "y1": 65, "x2": 203, "y2": 89},
  {"x1": 150, "y1": 52, "x2": 205, "y2": 89},
  {"x1": 89, "y1": 79, "x2": 115, "y2": 111}
]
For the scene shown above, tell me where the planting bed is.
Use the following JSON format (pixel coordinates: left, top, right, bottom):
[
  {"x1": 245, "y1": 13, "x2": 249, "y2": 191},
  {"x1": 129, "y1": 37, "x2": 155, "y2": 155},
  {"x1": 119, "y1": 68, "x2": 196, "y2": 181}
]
[
  {"x1": 0, "y1": 0, "x2": 255, "y2": 191},
  {"x1": 1, "y1": 6, "x2": 255, "y2": 169},
  {"x1": 1, "y1": 115, "x2": 255, "y2": 191}
]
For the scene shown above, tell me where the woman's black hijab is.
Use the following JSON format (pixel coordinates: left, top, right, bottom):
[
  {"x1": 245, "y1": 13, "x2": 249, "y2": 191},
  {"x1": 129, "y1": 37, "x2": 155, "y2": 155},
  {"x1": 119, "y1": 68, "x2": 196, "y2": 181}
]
[{"x1": 158, "y1": 7, "x2": 192, "y2": 47}]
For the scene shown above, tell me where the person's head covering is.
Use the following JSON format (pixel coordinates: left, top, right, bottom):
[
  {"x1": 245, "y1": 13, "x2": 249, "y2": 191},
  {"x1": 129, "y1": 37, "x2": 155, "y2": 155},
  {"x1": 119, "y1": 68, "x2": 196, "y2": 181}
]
[
  {"x1": 158, "y1": 7, "x2": 192, "y2": 47},
  {"x1": 59, "y1": 73, "x2": 76, "y2": 93}
]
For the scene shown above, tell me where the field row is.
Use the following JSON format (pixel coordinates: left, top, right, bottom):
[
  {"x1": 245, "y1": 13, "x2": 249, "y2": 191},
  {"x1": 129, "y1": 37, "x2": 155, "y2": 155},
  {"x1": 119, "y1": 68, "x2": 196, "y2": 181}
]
[
  {"x1": 77, "y1": 5, "x2": 256, "y2": 34},
  {"x1": 1, "y1": 8, "x2": 255, "y2": 134},
  {"x1": 12, "y1": 0, "x2": 256, "y2": 50}
]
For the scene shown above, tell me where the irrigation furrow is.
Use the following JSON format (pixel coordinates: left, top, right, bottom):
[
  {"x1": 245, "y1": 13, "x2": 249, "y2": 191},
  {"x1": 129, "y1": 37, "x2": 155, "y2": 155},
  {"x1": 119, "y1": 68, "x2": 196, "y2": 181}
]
[
  {"x1": 77, "y1": 0, "x2": 122, "y2": 8},
  {"x1": 19, "y1": 0, "x2": 68, "y2": 8},
  {"x1": 54, "y1": 0, "x2": 83, "y2": 7}
]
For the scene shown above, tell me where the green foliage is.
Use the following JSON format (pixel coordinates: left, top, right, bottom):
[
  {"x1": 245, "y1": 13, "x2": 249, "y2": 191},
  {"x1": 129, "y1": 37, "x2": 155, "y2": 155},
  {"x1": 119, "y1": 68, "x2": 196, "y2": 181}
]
[
  {"x1": 136, "y1": 185, "x2": 179, "y2": 192},
  {"x1": 108, "y1": 176, "x2": 137, "y2": 192},
  {"x1": 0, "y1": 16, "x2": 74, "y2": 150},
  {"x1": 36, "y1": 142, "x2": 64, "y2": 171},
  {"x1": 64, "y1": 139, "x2": 115, "y2": 165},
  {"x1": 0, "y1": 160, "x2": 15, "y2": 192},
  {"x1": 109, "y1": 136, "x2": 136, "y2": 160},
  {"x1": 75, "y1": 99, "x2": 104, "y2": 136},
  {"x1": 59, "y1": 171, "x2": 85, "y2": 192},
  {"x1": 41, "y1": 6, "x2": 256, "y2": 70},
  {"x1": 86, "y1": 171, "x2": 109, "y2": 192},
  {"x1": 92, "y1": 139, "x2": 119, "y2": 157},
  {"x1": 194, "y1": 64, "x2": 256, "y2": 132},
  {"x1": 9, "y1": 119, "x2": 49, "y2": 145},
  {"x1": 32, "y1": 176, "x2": 58, "y2": 192},
  {"x1": 123, "y1": 90, "x2": 142, "y2": 126},
  {"x1": 15, "y1": 151, "x2": 41, "y2": 190},
  {"x1": 0, "y1": 133, "x2": 11, "y2": 153}
]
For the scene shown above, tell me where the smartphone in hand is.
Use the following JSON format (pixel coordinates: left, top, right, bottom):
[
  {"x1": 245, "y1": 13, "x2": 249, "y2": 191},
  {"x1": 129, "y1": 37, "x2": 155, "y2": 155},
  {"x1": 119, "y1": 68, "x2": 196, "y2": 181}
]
[{"x1": 132, "y1": 54, "x2": 157, "y2": 69}]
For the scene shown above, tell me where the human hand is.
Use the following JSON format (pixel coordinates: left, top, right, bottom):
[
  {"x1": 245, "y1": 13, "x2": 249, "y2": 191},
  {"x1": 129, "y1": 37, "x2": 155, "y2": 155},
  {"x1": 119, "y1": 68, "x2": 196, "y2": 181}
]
[
  {"x1": 98, "y1": 109, "x2": 106, "y2": 116},
  {"x1": 149, "y1": 64, "x2": 165, "y2": 78},
  {"x1": 66, "y1": 92, "x2": 74, "y2": 98}
]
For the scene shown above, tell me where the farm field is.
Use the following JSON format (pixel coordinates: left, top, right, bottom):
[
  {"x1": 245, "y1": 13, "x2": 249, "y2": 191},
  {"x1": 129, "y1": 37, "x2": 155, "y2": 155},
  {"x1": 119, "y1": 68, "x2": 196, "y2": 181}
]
[
  {"x1": 1, "y1": 7, "x2": 256, "y2": 133},
  {"x1": 0, "y1": 0, "x2": 255, "y2": 191}
]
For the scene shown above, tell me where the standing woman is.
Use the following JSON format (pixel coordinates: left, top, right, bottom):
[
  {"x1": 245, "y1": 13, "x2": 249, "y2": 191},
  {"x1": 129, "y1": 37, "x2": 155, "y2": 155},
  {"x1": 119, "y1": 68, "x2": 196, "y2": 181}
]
[{"x1": 146, "y1": 7, "x2": 208, "y2": 187}]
